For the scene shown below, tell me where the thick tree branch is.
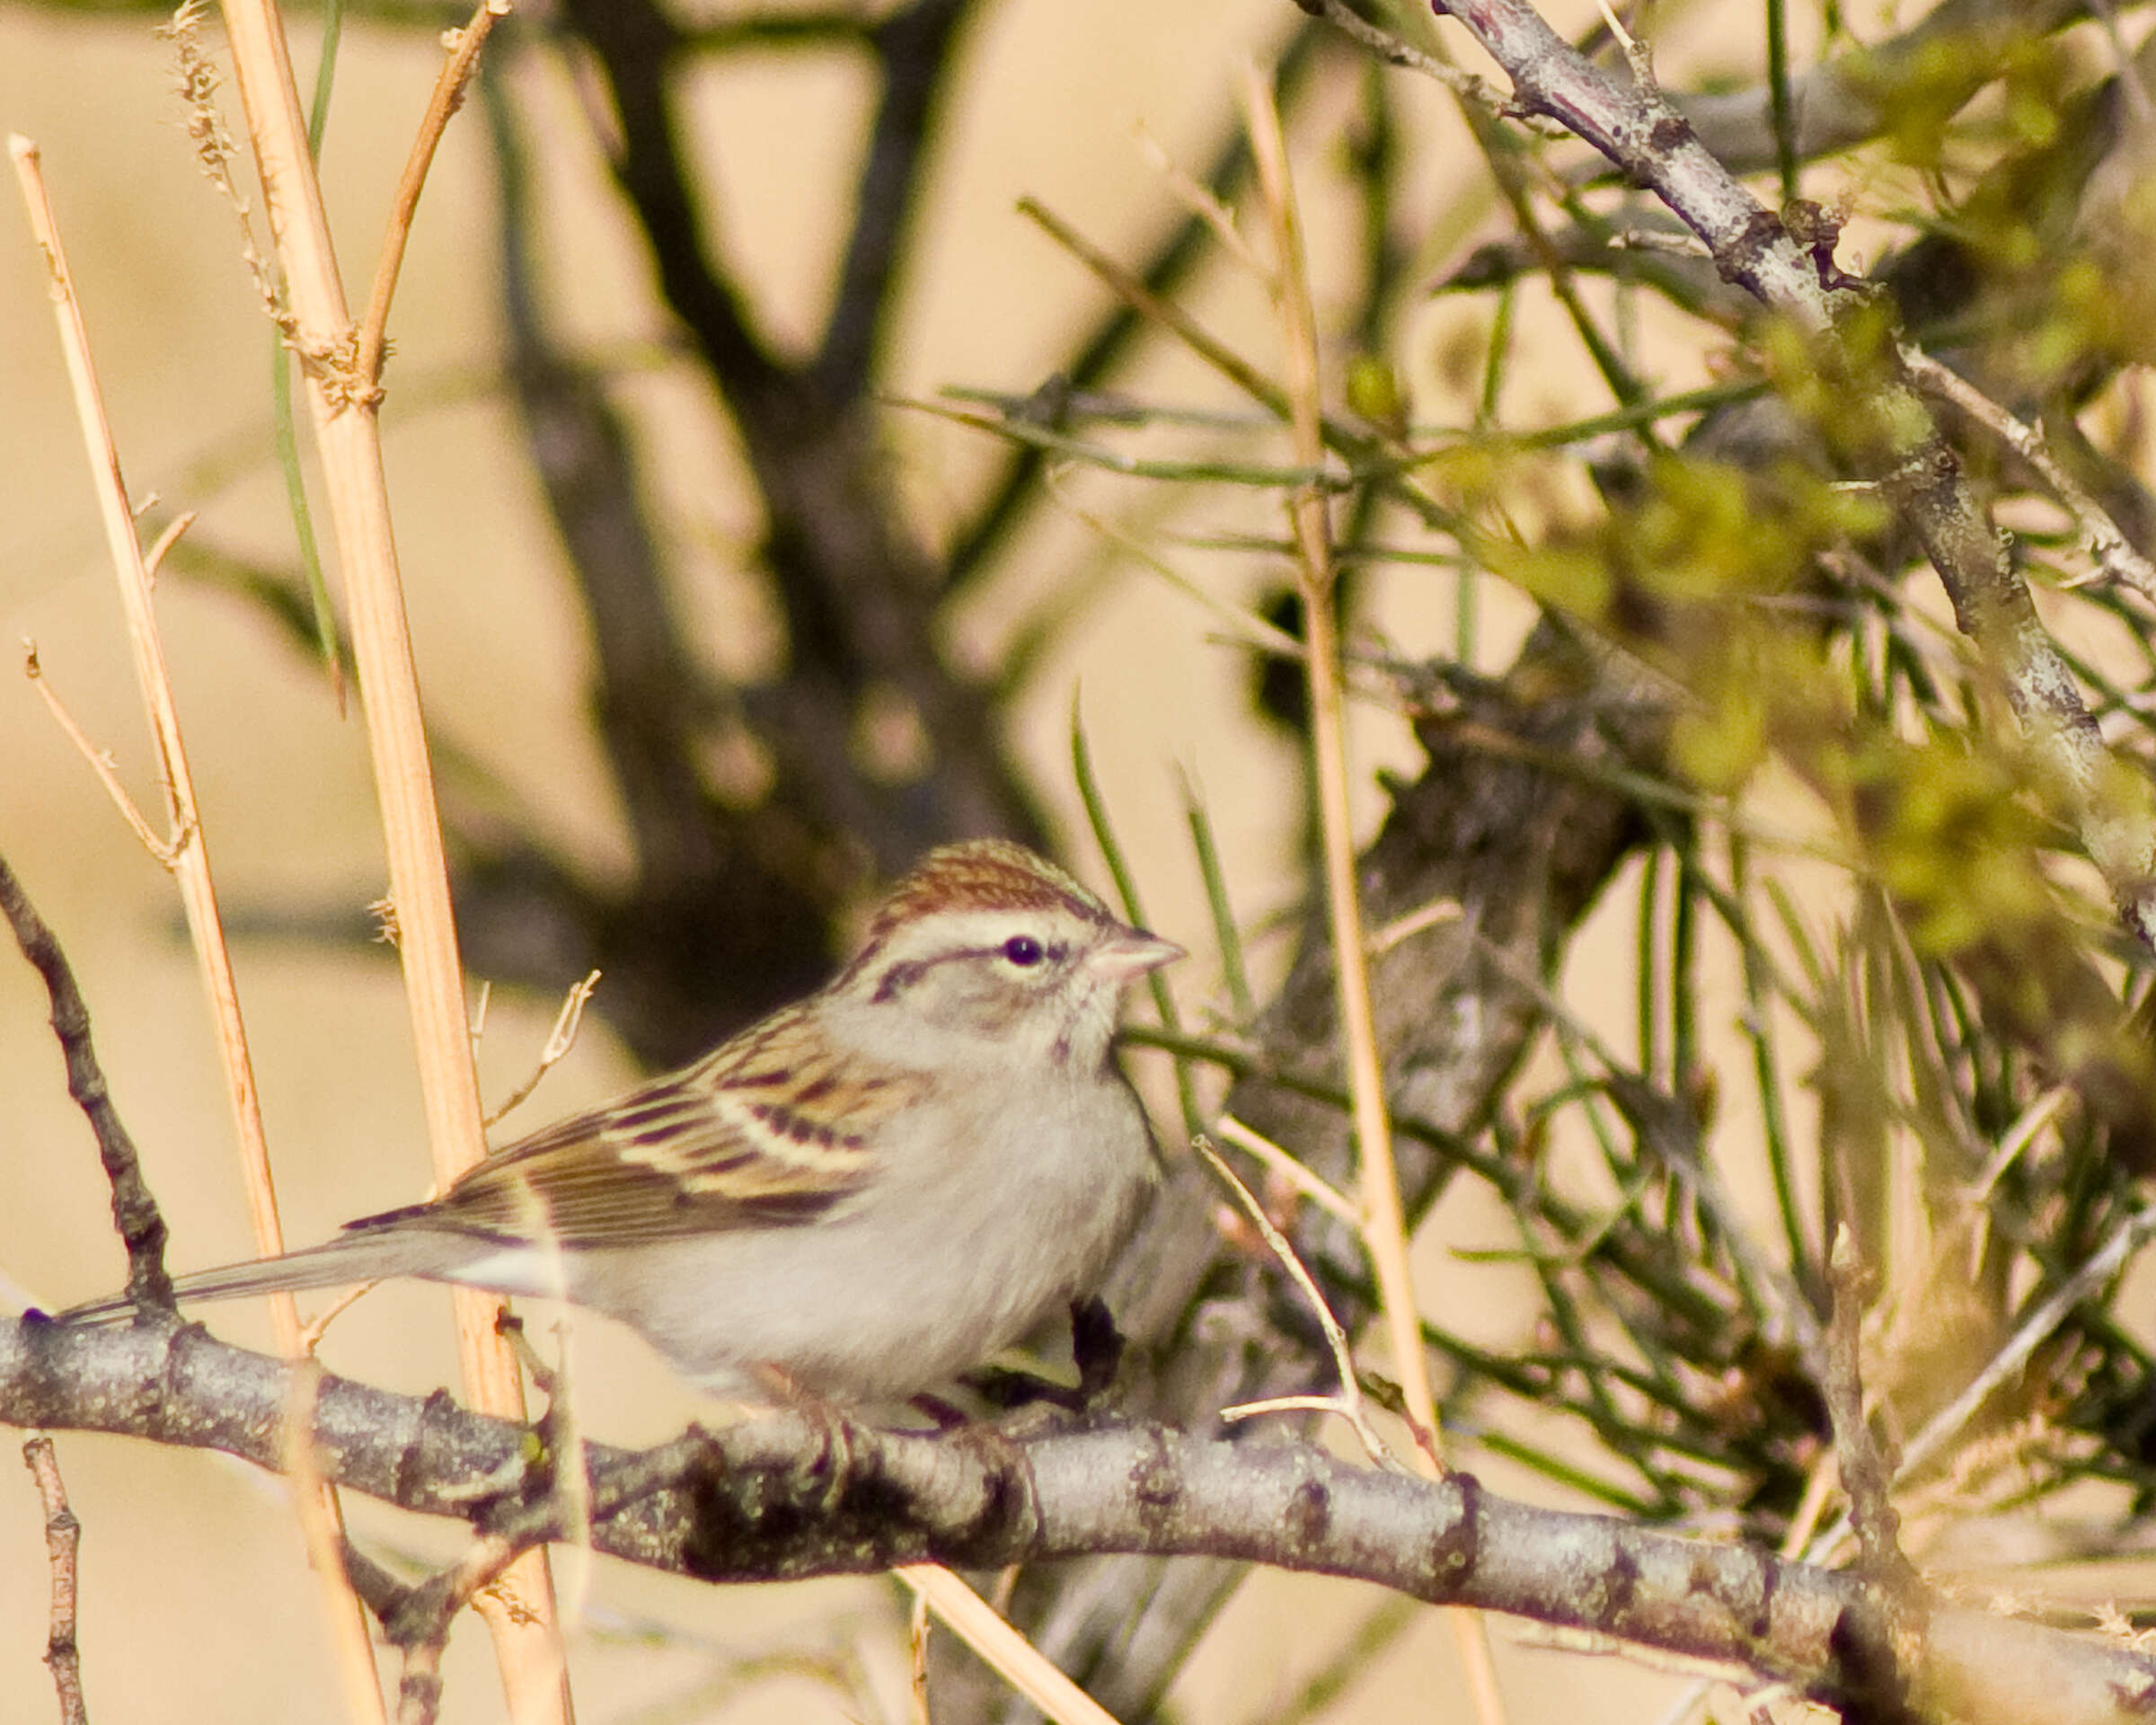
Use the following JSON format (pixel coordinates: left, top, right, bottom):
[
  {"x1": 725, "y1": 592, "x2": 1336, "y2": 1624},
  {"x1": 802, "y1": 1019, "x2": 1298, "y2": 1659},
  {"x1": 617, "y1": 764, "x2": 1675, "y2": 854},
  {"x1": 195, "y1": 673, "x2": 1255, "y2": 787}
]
[{"x1": 4, "y1": 1317, "x2": 2152, "y2": 1724}]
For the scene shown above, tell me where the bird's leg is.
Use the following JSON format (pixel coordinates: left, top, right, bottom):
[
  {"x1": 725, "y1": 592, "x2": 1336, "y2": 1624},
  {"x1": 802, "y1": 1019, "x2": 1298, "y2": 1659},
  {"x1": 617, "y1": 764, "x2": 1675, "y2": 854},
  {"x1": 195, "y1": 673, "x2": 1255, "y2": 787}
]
[
  {"x1": 747, "y1": 1365, "x2": 861, "y2": 1517},
  {"x1": 906, "y1": 1391, "x2": 975, "y2": 1430},
  {"x1": 491, "y1": 1309, "x2": 581, "y2": 1479}
]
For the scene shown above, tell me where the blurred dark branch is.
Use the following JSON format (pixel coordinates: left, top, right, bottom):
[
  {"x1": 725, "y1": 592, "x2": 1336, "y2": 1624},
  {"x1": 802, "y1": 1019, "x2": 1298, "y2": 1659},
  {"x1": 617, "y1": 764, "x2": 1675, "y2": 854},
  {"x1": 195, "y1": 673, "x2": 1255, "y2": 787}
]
[
  {"x1": 488, "y1": 68, "x2": 718, "y2": 898},
  {"x1": 682, "y1": 10, "x2": 877, "y2": 52},
  {"x1": 816, "y1": 0, "x2": 977, "y2": 401},
  {"x1": 558, "y1": 0, "x2": 793, "y2": 411},
  {"x1": 478, "y1": 65, "x2": 834, "y2": 1064},
  {"x1": 561, "y1": 0, "x2": 1036, "y2": 863}
]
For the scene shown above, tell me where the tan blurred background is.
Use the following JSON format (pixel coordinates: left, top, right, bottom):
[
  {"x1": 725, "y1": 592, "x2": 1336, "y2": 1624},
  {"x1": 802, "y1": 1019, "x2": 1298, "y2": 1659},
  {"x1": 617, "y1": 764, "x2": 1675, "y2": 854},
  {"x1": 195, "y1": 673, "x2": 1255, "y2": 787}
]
[{"x1": 0, "y1": 1, "x2": 1781, "y2": 1718}]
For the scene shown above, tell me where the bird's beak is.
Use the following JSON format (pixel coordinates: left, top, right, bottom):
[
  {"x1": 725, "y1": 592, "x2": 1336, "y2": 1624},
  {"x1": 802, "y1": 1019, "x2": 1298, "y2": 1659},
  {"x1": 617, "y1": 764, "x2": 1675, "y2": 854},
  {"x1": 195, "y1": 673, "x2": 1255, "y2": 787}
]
[{"x1": 1091, "y1": 928, "x2": 1185, "y2": 982}]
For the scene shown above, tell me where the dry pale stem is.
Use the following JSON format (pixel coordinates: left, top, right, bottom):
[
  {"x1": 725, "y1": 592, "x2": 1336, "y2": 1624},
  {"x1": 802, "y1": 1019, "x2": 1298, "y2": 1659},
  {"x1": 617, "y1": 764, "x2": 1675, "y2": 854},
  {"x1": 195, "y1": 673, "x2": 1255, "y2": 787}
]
[
  {"x1": 1135, "y1": 123, "x2": 1268, "y2": 279},
  {"x1": 486, "y1": 969, "x2": 603, "y2": 1128},
  {"x1": 11, "y1": 131, "x2": 385, "y2": 1725},
  {"x1": 897, "y1": 1566, "x2": 1124, "y2": 1725},
  {"x1": 907, "y1": 1590, "x2": 933, "y2": 1725},
  {"x1": 1213, "y1": 1113, "x2": 1359, "y2": 1225},
  {"x1": 1239, "y1": 66, "x2": 1511, "y2": 1725}
]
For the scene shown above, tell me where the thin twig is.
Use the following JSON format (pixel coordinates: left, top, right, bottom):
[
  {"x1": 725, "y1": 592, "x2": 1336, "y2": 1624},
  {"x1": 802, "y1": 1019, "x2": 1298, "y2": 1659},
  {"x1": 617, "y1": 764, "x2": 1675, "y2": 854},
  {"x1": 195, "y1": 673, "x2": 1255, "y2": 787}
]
[
  {"x1": 1822, "y1": 1229, "x2": 1918, "y2": 1595},
  {"x1": 22, "y1": 1437, "x2": 87, "y2": 1725},
  {"x1": 386, "y1": 1533, "x2": 526, "y2": 1725},
  {"x1": 483, "y1": 969, "x2": 602, "y2": 1128},
  {"x1": 1046, "y1": 475, "x2": 1309, "y2": 660},
  {"x1": 354, "y1": 1, "x2": 510, "y2": 391},
  {"x1": 22, "y1": 645, "x2": 185, "y2": 867},
  {"x1": 1302, "y1": 0, "x2": 1490, "y2": 102},
  {"x1": 897, "y1": 394, "x2": 1353, "y2": 489},
  {"x1": 1213, "y1": 1114, "x2": 1361, "y2": 1226},
  {"x1": 1478, "y1": 933, "x2": 1829, "y2": 1370},
  {"x1": 1135, "y1": 124, "x2": 1269, "y2": 280},
  {"x1": 1366, "y1": 895, "x2": 1463, "y2": 956},
  {"x1": 1798, "y1": 1195, "x2": 2156, "y2": 1570},
  {"x1": 1197, "y1": 1135, "x2": 1402, "y2": 1467},
  {"x1": 295, "y1": 1283, "x2": 377, "y2": 1355},
  {"x1": 1896, "y1": 1198, "x2": 2156, "y2": 1484},
  {"x1": 12, "y1": 133, "x2": 386, "y2": 1722},
  {"x1": 141, "y1": 509, "x2": 197, "y2": 583}
]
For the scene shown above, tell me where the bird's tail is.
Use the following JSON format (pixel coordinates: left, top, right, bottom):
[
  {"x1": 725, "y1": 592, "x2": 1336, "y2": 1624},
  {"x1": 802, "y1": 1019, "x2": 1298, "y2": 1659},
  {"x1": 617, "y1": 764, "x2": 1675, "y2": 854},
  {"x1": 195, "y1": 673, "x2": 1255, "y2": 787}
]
[{"x1": 58, "y1": 1224, "x2": 464, "y2": 1325}]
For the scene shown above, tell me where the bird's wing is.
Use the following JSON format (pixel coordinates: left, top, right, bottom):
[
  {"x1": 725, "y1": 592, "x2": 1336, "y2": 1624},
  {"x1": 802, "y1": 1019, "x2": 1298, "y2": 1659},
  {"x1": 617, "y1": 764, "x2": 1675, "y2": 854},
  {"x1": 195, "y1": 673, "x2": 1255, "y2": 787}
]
[{"x1": 384, "y1": 1004, "x2": 929, "y2": 1250}]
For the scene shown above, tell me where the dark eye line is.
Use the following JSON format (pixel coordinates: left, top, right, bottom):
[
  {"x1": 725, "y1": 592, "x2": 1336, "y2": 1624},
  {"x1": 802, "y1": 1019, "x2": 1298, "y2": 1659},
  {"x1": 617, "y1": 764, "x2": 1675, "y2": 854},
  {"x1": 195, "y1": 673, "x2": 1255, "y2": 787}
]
[{"x1": 867, "y1": 938, "x2": 1067, "y2": 1004}]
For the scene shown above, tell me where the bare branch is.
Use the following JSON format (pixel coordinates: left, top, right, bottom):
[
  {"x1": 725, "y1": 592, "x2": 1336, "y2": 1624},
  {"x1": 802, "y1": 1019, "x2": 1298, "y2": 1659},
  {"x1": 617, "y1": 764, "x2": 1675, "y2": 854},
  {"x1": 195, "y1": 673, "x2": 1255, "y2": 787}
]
[
  {"x1": 0, "y1": 852, "x2": 171, "y2": 1310},
  {"x1": 1822, "y1": 1230, "x2": 1919, "y2": 1600},
  {"x1": 9, "y1": 1318, "x2": 2156, "y2": 1723},
  {"x1": 21, "y1": 1437, "x2": 87, "y2": 1725}
]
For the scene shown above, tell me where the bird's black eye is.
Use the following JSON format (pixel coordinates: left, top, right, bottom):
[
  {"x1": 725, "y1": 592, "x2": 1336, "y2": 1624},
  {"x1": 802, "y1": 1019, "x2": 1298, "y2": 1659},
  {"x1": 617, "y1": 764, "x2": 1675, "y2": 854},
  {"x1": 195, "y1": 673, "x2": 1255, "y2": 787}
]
[{"x1": 1002, "y1": 934, "x2": 1045, "y2": 967}]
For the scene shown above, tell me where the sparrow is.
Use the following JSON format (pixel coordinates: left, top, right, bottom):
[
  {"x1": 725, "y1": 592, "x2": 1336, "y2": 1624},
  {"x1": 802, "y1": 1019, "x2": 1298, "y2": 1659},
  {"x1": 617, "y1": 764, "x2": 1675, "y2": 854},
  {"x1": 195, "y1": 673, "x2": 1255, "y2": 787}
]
[{"x1": 66, "y1": 840, "x2": 1182, "y2": 1402}]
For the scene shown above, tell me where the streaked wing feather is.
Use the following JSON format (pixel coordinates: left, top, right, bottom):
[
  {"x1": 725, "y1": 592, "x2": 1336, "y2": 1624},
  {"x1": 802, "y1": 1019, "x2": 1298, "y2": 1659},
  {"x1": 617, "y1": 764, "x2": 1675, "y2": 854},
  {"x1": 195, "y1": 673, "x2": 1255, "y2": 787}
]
[{"x1": 417, "y1": 1004, "x2": 927, "y2": 1249}]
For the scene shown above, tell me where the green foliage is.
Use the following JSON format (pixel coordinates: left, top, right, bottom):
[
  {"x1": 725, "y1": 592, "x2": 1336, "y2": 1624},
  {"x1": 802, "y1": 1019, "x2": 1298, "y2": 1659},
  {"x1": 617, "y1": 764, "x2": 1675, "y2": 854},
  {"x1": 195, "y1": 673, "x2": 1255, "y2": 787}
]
[{"x1": 1850, "y1": 731, "x2": 2054, "y2": 957}]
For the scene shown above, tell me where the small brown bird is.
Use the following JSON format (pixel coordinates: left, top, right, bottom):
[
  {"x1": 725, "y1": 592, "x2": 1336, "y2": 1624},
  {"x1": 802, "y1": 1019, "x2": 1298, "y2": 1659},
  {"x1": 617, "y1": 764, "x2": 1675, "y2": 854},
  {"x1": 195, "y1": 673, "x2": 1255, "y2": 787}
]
[{"x1": 67, "y1": 841, "x2": 1181, "y2": 1401}]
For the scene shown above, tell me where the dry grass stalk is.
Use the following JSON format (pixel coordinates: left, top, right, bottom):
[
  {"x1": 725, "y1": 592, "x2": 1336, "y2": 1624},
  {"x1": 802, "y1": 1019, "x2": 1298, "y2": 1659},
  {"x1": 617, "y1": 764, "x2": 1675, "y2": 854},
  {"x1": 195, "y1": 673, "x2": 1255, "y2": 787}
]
[
  {"x1": 197, "y1": 0, "x2": 573, "y2": 1712},
  {"x1": 1238, "y1": 63, "x2": 1513, "y2": 1725}
]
